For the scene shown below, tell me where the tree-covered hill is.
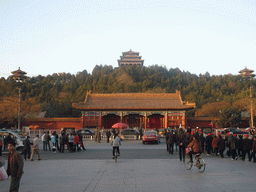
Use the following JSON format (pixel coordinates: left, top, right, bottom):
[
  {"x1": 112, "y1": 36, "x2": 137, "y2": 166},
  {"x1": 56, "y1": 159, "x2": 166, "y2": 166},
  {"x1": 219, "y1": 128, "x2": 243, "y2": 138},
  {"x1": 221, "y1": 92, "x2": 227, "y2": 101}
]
[{"x1": 0, "y1": 65, "x2": 255, "y2": 126}]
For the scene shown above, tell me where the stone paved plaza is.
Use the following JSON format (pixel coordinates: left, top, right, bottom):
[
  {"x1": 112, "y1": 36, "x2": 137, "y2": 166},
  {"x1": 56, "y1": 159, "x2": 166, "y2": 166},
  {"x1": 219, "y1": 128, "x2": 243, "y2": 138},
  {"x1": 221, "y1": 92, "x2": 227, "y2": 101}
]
[{"x1": 0, "y1": 139, "x2": 255, "y2": 192}]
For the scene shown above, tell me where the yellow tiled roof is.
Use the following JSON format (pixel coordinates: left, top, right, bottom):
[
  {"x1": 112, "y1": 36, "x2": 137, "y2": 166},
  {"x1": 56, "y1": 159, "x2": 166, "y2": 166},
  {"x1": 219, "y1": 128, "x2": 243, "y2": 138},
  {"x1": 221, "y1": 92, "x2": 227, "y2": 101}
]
[{"x1": 73, "y1": 91, "x2": 195, "y2": 110}]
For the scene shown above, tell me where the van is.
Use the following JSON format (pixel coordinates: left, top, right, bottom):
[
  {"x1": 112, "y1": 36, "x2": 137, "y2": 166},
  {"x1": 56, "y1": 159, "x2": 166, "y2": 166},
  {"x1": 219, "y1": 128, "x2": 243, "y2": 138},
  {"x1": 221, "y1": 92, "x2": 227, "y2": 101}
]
[{"x1": 0, "y1": 129, "x2": 24, "y2": 153}]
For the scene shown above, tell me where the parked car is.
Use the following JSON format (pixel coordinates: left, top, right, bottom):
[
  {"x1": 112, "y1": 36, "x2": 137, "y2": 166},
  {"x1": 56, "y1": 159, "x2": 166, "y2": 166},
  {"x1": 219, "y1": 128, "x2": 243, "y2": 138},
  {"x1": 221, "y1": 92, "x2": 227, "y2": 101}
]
[
  {"x1": 120, "y1": 129, "x2": 139, "y2": 140},
  {"x1": 218, "y1": 128, "x2": 250, "y2": 135},
  {"x1": 76, "y1": 128, "x2": 95, "y2": 137},
  {"x1": 142, "y1": 131, "x2": 160, "y2": 144},
  {"x1": 0, "y1": 129, "x2": 24, "y2": 153}
]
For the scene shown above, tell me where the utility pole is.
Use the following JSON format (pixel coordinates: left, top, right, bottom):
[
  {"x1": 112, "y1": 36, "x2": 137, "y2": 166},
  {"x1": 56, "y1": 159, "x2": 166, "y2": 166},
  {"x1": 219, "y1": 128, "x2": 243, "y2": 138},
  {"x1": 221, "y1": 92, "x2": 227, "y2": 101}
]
[
  {"x1": 18, "y1": 88, "x2": 21, "y2": 130},
  {"x1": 250, "y1": 86, "x2": 254, "y2": 128}
]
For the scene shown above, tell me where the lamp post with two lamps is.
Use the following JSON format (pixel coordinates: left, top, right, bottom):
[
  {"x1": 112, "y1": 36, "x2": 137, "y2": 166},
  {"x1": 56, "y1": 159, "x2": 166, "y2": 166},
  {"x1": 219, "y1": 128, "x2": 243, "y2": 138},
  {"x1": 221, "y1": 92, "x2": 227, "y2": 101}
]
[{"x1": 238, "y1": 67, "x2": 255, "y2": 128}]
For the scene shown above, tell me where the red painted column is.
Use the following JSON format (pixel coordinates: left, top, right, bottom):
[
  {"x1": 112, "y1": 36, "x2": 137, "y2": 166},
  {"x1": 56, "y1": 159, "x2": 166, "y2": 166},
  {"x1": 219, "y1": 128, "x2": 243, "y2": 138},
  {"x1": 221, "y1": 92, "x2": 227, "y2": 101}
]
[{"x1": 99, "y1": 112, "x2": 102, "y2": 129}]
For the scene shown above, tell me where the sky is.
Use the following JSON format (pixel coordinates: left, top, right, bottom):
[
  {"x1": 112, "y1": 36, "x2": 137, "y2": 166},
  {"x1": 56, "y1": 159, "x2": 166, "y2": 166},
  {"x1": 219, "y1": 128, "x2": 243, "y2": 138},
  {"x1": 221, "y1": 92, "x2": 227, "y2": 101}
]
[{"x1": 1, "y1": 0, "x2": 256, "y2": 78}]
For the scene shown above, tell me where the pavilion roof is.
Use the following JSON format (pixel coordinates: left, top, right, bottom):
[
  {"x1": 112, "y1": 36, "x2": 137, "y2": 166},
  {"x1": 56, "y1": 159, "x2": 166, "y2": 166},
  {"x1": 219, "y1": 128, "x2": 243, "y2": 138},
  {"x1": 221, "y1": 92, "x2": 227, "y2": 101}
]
[{"x1": 73, "y1": 91, "x2": 196, "y2": 110}]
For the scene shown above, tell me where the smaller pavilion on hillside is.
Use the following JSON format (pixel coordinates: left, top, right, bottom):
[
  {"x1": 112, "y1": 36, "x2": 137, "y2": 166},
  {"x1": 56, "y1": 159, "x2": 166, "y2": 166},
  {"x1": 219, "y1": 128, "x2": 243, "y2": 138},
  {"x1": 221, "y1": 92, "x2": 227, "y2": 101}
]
[
  {"x1": 117, "y1": 49, "x2": 144, "y2": 67},
  {"x1": 10, "y1": 67, "x2": 27, "y2": 82},
  {"x1": 73, "y1": 91, "x2": 196, "y2": 130},
  {"x1": 239, "y1": 67, "x2": 255, "y2": 78}
]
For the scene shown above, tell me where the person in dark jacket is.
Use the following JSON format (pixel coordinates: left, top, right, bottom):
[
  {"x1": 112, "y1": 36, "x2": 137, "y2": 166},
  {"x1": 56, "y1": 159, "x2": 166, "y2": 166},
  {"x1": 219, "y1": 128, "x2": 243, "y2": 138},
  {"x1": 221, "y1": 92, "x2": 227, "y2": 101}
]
[
  {"x1": 228, "y1": 133, "x2": 237, "y2": 160},
  {"x1": 242, "y1": 134, "x2": 251, "y2": 161},
  {"x1": 199, "y1": 133, "x2": 205, "y2": 153},
  {"x1": 59, "y1": 132, "x2": 66, "y2": 153},
  {"x1": 165, "y1": 129, "x2": 170, "y2": 152},
  {"x1": 205, "y1": 133, "x2": 213, "y2": 155},
  {"x1": 23, "y1": 136, "x2": 32, "y2": 160},
  {"x1": 78, "y1": 130, "x2": 86, "y2": 150},
  {"x1": 139, "y1": 128, "x2": 143, "y2": 140},
  {"x1": 176, "y1": 129, "x2": 186, "y2": 161},
  {"x1": 167, "y1": 130, "x2": 175, "y2": 154},
  {"x1": 237, "y1": 135, "x2": 243, "y2": 159},
  {"x1": 106, "y1": 130, "x2": 111, "y2": 143},
  {"x1": 251, "y1": 136, "x2": 256, "y2": 163},
  {"x1": 217, "y1": 134, "x2": 225, "y2": 158},
  {"x1": 7, "y1": 139, "x2": 24, "y2": 192},
  {"x1": 45, "y1": 131, "x2": 51, "y2": 151}
]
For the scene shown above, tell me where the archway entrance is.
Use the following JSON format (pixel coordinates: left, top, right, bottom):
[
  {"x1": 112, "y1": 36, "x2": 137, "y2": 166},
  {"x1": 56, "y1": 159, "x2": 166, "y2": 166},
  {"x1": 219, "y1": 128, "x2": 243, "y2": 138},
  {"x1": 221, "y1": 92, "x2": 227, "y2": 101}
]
[
  {"x1": 123, "y1": 114, "x2": 142, "y2": 128},
  {"x1": 102, "y1": 114, "x2": 120, "y2": 129},
  {"x1": 148, "y1": 114, "x2": 164, "y2": 129}
]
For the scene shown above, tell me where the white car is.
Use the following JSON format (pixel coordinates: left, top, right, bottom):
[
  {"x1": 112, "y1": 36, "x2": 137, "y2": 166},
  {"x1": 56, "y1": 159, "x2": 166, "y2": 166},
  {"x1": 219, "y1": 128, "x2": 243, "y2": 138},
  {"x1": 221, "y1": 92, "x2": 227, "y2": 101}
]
[{"x1": 0, "y1": 129, "x2": 24, "y2": 153}]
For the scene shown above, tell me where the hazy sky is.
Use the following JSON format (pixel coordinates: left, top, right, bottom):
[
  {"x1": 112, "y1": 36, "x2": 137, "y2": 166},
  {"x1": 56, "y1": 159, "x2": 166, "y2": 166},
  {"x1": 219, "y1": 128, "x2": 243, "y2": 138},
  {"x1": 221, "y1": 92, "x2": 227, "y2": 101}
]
[{"x1": 1, "y1": 0, "x2": 256, "y2": 78}]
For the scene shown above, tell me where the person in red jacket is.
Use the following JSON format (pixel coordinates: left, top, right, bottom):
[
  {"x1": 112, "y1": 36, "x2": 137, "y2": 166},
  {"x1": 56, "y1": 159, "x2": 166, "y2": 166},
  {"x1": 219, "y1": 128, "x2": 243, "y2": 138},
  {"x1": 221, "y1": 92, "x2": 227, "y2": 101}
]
[
  {"x1": 73, "y1": 133, "x2": 80, "y2": 152},
  {"x1": 212, "y1": 135, "x2": 219, "y2": 156}
]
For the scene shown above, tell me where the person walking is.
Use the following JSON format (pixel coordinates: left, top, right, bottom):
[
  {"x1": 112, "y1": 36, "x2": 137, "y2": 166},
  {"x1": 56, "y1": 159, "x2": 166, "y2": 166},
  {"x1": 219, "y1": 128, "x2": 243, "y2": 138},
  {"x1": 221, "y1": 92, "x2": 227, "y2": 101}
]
[
  {"x1": 78, "y1": 130, "x2": 86, "y2": 150},
  {"x1": 212, "y1": 135, "x2": 219, "y2": 156},
  {"x1": 106, "y1": 130, "x2": 111, "y2": 143},
  {"x1": 7, "y1": 139, "x2": 24, "y2": 192},
  {"x1": 66, "y1": 133, "x2": 70, "y2": 151},
  {"x1": 51, "y1": 133, "x2": 57, "y2": 153},
  {"x1": 205, "y1": 133, "x2": 213, "y2": 155},
  {"x1": 199, "y1": 133, "x2": 205, "y2": 153},
  {"x1": 251, "y1": 136, "x2": 256, "y2": 163},
  {"x1": 228, "y1": 132, "x2": 237, "y2": 160},
  {"x1": 95, "y1": 127, "x2": 99, "y2": 142},
  {"x1": 55, "y1": 131, "x2": 60, "y2": 152},
  {"x1": 165, "y1": 129, "x2": 170, "y2": 152},
  {"x1": 22, "y1": 136, "x2": 32, "y2": 160},
  {"x1": 59, "y1": 132, "x2": 66, "y2": 153},
  {"x1": 68, "y1": 133, "x2": 74, "y2": 152},
  {"x1": 0, "y1": 137, "x2": 2, "y2": 156},
  {"x1": 45, "y1": 131, "x2": 51, "y2": 151},
  {"x1": 30, "y1": 135, "x2": 41, "y2": 161},
  {"x1": 217, "y1": 134, "x2": 225, "y2": 158},
  {"x1": 139, "y1": 128, "x2": 143, "y2": 140},
  {"x1": 167, "y1": 130, "x2": 175, "y2": 154},
  {"x1": 176, "y1": 128, "x2": 186, "y2": 162},
  {"x1": 242, "y1": 134, "x2": 251, "y2": 162},
  {"x1": 41, "y1": 132, "x2": 46, "y2": 151},
  {"x1": 73, "y1": 133, "x2": 80, "y2": 152},
  {"x1": 237, "y1": 135, "x2": 243, "y2": 159}
]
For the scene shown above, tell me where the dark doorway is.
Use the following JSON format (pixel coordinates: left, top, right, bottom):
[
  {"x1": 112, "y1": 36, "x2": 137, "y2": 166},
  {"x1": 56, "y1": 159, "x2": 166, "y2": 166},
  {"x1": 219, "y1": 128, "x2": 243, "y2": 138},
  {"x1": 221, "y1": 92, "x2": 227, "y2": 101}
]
[
  {"x1": 102, "y1": 114, "x2": 120, "y2": 129},
  {"x1": 148, "y1": 114, "x2": 164, "y2": 129}
]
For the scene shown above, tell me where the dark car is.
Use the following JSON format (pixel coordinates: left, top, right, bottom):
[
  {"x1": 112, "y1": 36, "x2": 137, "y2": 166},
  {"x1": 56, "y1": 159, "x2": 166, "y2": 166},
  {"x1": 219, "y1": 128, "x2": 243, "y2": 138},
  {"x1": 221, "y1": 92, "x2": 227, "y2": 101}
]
[
  {"x1": 77, "y1": 128, "x2": 95, "y2": 137},
  {"x1": 120, "y1": 129, "x2": 139, "y2": 140}
]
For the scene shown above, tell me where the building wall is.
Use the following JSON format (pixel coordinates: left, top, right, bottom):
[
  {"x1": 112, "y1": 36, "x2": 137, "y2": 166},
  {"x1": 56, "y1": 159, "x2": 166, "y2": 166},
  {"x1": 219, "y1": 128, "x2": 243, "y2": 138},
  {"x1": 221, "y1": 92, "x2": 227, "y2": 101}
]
[{"x1": 23, "y1": 118, "x2": 81, "y2": 131}]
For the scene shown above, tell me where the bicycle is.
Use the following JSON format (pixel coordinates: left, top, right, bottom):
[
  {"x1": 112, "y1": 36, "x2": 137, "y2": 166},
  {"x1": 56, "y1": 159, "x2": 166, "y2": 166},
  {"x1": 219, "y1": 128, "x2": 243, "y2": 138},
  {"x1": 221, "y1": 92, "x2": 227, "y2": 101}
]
[
  {"x1": 184, "y1": 153, "x2": 206, "y2": 173},
  {"x1": 113, "y1": 148, "x2": 118, "y2": 163}
]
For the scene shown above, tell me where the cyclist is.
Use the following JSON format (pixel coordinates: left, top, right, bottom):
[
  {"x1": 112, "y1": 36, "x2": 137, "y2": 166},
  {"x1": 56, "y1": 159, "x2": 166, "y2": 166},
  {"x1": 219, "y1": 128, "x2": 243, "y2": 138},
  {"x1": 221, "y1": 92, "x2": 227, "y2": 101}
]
[
  {"x1": 111, "y1": 134, "x2": 121, "y2": 159},
  {"x1": 187, "y1": 135, "x2": 202, "y2": 163}
]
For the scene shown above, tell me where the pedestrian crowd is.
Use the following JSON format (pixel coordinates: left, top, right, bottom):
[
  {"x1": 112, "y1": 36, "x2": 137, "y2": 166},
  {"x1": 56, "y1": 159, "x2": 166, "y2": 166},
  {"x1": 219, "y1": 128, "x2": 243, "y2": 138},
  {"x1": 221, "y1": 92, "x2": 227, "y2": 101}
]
[
  {"x1": 165, "y1": 127, "x2": 256, "y2": 163},
  {"x1": 40, "y1": 130, "x2": 86, "y2": 155}
]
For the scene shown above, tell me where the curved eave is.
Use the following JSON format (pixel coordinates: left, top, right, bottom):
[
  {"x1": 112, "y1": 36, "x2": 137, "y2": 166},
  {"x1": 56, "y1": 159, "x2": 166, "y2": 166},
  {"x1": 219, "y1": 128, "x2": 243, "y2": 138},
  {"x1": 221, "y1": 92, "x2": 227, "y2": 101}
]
[{"x1": 73, "y1": 106, "x2": 195, "y2": 111}]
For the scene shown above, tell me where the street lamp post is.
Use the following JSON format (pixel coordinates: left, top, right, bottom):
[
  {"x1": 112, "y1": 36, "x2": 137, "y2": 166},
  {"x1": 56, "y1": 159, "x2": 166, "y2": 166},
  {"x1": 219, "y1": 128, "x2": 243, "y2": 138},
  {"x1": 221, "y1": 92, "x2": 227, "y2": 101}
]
[
  {"x1": 10, "y1": 67, "x2": 27, "y2": 130},
  {"x1": 239, "y1": 67, "x2": 255, "y2": 128}
]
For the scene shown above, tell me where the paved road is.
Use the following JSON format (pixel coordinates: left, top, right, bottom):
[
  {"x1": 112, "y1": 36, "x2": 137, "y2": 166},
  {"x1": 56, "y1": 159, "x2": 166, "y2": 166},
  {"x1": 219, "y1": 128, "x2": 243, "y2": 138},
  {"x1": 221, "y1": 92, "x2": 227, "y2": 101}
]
[{"x1": 1, "y1": 138, "x2": 256, "y2": 192}]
